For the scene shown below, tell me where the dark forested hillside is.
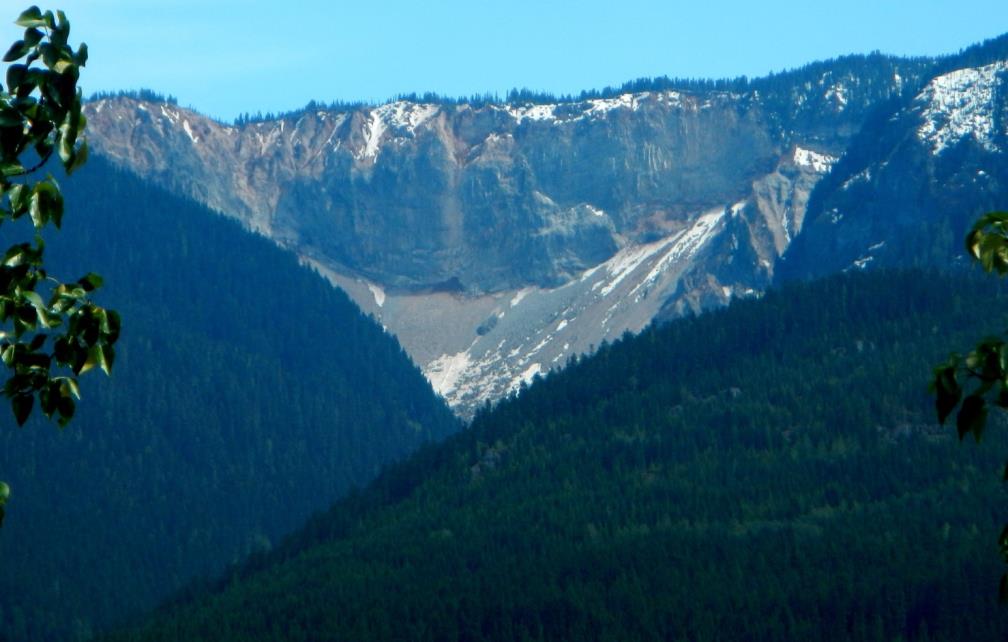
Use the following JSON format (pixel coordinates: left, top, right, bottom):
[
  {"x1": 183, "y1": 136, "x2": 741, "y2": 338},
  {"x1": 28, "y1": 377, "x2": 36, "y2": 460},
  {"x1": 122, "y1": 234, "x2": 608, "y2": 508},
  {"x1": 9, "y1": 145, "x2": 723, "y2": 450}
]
[
  {"x1": 104, "y1": 269, "x2": 1008, "y2": 642},
  {"x1": 0, "y1": 158, "x2": 459, "y2": 641}
]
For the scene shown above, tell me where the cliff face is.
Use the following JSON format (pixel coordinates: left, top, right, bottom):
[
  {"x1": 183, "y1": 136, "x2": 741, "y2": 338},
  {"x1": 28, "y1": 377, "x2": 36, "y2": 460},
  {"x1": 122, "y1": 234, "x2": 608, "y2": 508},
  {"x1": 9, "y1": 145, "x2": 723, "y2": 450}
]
[{"x1": 84, "y1": 59, "x2": 922, "y2": 414}]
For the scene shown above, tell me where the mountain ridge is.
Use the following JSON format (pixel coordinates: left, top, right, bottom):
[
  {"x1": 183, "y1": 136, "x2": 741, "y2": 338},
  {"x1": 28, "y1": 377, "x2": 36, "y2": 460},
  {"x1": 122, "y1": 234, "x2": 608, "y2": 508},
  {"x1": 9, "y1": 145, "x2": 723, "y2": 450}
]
[{"x1": 79, "y1": 36, "x2": 1008, "y2": 414}]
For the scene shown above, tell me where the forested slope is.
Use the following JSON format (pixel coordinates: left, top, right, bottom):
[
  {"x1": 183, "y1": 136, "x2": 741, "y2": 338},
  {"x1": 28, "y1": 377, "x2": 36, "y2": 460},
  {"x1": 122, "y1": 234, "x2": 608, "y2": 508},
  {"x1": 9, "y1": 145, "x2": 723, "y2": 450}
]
[
  {"x1": 105, "y1": 269, "x2": 1008, "y2": 642},
  {"x1": 0, "y1": 158, "x2": 459, "y2": 641}
]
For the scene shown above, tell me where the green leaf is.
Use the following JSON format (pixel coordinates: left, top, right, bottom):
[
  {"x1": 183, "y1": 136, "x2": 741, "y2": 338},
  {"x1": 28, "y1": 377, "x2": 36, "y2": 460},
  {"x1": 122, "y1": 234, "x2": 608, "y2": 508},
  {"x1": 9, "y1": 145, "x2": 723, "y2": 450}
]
[
  {"x1": 2, "y1": 40, "x2": 29, "y2": 63},
  {"x1": 933, "y1": 366, "x2": 962, "y2": 425},
  {"x1": 28, "y1": 333, "x2": 45, "y2": 351},
  {"x1": 7, "y1": 183, "x2": 27, "y2": 214},
  {"x1": 102, "y1": 343, "x2": 115, "y2": 373},
  {"x1": 79, "y1": 344, "x2": 102, "y2": 374},
  {"x1": 22, "y1": 27, "x2": 42, "y2": 48},
  {"x1": 14, "y1": 6, "x2": 45, "y2": 28},
  {"x1": 5, "y1": 63, "x2": 25, "y2": 92},
  {"x1": 78, "y1": 273, "x2": 102, "y2": 292},
  {"x1": 56, "y1": 394, "x2": 74, "y2": 426},
  {"x1": 11, "y1": 393, "x2": 32, "y2": 426},
  {"x1": 0, "y1": 481, "x2": 8, "y2": 503},
  {"x1": 0, "y1": 162, "x2": 25, "y2": 177},
  {"x1": 67, "y1": 378, "x2": 79, "y2": 399},
  {"x1": 52, "y1": 58, "x2": 73, "y2": 75},
  {"x1": 957, "y1": 394, "x2": 988, "y2": 441},
  {"x1": 106, "y1": 309, "x2": 121, "y2": 343},
  {"x1": 75, "y1": 42, "x2": 87, "y2": 66},
  {"x1": 66, "y1": 138, "x2": 88, "y2": 175}
]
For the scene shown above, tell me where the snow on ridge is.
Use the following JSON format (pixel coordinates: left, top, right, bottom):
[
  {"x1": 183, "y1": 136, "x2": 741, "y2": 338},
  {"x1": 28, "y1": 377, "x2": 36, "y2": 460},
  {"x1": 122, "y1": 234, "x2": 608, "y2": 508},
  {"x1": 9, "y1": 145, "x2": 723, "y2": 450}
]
[
  {"x1": 916, "y1": 61, "x2": 1008, "y2": 155},
  {"x1": 361, "y1": 109, "x2": 386, "y2": 160},
  {"x1": 182, "y1": 120, "x2": 199, "y2": 144},
  {"x1": 374, "y1": 101, "x2": 439, "y2": 135},
  {"x1": 793, "y1": 146, "x2": 837, "y2": 173},
  {"x1": 584, "y1": 92, "x2": 647, "y2": 117},
  {"x1": 159, "y1": 104, "x2": 180, "y2": 124},
  {"x1": 498, "y1": 90, "x2": 678, "y2": 125},
  {"x1": 503, "y1": 103, "x2": 559, "y2": 124}
]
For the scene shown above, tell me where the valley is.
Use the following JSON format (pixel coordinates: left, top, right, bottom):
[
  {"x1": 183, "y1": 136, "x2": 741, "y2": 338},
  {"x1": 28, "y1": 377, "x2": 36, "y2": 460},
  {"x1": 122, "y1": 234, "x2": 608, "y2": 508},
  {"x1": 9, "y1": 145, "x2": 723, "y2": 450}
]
[{"x1": 1, "y1": 9, "x2": 1007, "y2": 639}]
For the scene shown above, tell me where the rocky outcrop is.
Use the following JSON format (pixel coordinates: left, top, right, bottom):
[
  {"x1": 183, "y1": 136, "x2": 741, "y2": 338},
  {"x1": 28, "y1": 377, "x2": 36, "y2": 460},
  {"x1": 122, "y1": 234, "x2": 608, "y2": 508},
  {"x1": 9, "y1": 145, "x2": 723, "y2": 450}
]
[{"x1": 83, "y1": 60, "x2": 918, "y2": 414}]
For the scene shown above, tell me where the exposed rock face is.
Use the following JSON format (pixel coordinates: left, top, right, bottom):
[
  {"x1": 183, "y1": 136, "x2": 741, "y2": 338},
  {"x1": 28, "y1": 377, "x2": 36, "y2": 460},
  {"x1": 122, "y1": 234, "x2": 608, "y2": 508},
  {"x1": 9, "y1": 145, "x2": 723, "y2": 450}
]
[{"x1": 84, "y1": 59, "x2": 922, "y2": 414}]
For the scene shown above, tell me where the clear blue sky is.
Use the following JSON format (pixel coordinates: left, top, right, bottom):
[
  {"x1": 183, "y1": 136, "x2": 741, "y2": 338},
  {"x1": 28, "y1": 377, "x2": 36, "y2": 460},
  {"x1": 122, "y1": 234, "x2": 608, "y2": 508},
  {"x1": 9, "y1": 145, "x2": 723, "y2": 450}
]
[{"x1": 6, "y1": 1, "x2": 1007, "y2": 121}]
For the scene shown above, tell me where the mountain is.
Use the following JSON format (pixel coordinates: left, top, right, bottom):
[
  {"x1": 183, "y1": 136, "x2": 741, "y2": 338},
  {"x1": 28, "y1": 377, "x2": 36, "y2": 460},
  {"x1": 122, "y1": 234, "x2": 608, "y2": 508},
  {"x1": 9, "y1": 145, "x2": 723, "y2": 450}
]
[
  {"x1": 780, "y1": 37, "x2": 1008, "y2": 280},
  {"x1": 99, "y1": 269, "x2": 1008, "y2": 642},
  {"x1": 0, "y1": 157, "x2": 459, "y2": 641},
  {"x1": 82, "y1": 54, "x2": 936, "y2": 414}
]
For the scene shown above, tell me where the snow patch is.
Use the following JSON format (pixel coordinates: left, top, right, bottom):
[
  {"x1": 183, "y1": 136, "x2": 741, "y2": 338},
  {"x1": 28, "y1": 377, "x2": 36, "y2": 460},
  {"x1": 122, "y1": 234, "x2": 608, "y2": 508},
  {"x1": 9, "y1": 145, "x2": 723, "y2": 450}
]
[
  {"x1": 631, "y1": 207, "x2": 727, "y2": 296},
  {"x1": 824, "y1": 83, "x2": 848, "y2": 109},
  {"x1": 599, "y1": 238, "x2": 672, "y2": 296},
  {"x1": 510, "y1": 287, "x2": 533, "y2": 307},
  {"x1": 374, "y1": 101, "x2": 439, "y2": 135},
  {"x1": 427, "y1": 350, "x2": 472, "y2": 397},
  {"x1": 367, "y1": 283, "x2": 386, "y2": 308},
  {"x1": 511, "y1": 363, "x2": 542, "y2": 391},
  {"x1": 504, "y1": 103, "x2": 558, "y2": 124},
  {"x1": 361, "y1": 109, "x2": 386, "y2": 160},
  {"x1": 182, "y1": 120, "x2": 199, "y2": 144},
  {"x1": 793, "y1": 146, "x2": 837, "y2": 173},
  {"x1": 851, "y1": 255, "x2": 874, "y2": 270},
  {"x1": 555, "y1": 319, "x2": 568, "y2": 331},
  {"x1": 160, "y1": 104, "x2": 179, "y2": 123},
  {"x1": 842, "y1": 168, "x2": 872, "y2": 190},
  {"x1": 916, "y1": 61, "x2": 1008, "y2": 154},
  {"x1": 584, "y1": 93, "x2": 647, "y2": 118}
]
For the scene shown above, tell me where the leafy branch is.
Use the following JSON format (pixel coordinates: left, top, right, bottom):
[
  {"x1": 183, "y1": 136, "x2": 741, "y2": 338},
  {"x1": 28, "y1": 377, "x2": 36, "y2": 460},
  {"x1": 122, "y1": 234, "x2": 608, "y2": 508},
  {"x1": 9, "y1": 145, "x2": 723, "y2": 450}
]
[
  {"x1": 931, "y1": 211, "x2": 1008, "y2": 601},
  {"x1": 0, "y1": 6, "x2": 118, "y2": 526}
]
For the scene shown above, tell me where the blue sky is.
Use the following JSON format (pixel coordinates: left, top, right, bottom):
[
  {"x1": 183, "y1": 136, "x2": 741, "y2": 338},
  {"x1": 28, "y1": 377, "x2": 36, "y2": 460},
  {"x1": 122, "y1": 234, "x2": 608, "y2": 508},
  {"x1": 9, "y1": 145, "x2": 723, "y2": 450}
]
[{"x1": 6, "y1": 1, "x2": 1007, "y2": 121}]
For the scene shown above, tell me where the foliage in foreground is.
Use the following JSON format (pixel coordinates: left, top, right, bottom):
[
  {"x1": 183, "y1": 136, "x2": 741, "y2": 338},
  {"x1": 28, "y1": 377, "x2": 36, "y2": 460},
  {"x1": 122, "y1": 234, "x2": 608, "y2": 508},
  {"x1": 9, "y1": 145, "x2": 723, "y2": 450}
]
[
  {"x1": 0, "y1": 6, "x2": 118, "y2": 524},
  {"x1": 931, "y1": 212, "x2": 1008, "y2": 600}
]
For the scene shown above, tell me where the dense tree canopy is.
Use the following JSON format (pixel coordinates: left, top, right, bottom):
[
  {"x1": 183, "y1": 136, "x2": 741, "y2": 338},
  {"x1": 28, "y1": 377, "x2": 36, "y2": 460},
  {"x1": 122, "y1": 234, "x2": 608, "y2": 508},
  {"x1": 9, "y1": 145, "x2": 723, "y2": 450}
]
[{"x1": 103, "y1": 270, "x2": 1008, "y2": 642}]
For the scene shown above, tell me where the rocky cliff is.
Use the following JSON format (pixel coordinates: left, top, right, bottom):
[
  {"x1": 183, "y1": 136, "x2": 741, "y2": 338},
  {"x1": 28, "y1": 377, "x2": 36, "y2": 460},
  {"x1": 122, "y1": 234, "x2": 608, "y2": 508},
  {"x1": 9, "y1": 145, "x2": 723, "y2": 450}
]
[{"x1": 83, "y1": 55, "x2": 936, "y2": 414}]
